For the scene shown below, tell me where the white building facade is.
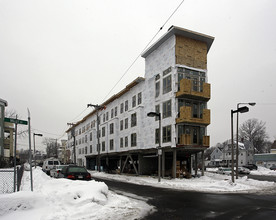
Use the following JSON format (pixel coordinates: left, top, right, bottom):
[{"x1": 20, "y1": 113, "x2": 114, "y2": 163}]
[{"x1": 66, "y1": 26, "x2": 214, "y2": 177}]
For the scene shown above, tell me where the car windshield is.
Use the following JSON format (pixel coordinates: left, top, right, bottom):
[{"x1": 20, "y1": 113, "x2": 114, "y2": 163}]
[{"x1": 68, "y1": 167, "x2": 87, "y2": 173}]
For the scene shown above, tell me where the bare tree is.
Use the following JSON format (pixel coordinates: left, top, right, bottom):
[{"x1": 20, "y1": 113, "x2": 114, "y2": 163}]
[
  {"x1": 239, "y1": 118, "x2": 269, "y2": 153},
  {"x1": 43, "y1": 138, "x2": 59, "y2": 158}
]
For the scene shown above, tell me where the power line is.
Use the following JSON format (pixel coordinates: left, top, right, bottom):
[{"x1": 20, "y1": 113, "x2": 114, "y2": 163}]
[{"x1": 102, "y1": 0, "x2": 185, "y2": 102}]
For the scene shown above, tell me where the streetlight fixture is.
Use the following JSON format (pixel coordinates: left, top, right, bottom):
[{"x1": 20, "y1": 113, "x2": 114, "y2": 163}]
[
  {"x1": 33, "y1": 133, "x2": 43, "y2": 168},
  {"x1": 236, "y1": 102, "x2": 256, "y2": 179},
  {"x1": 147, "y1": 111, "x2": 161, "y2": 182},
  {"x1": 87, "y1": 104, "x2": 106, "y2": 172},
  {"x1": 231, "y1": 106, "x2": 249, "y2": 183}
]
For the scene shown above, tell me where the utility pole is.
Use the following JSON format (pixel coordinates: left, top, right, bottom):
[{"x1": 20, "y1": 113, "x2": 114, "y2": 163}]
[
  {"x1": 27, "y1": 108, "x2": 33, "y2": 191},
  {"x1": 67, "y1": 123, "x2": 76, "y2": 164},
  {"x1": 87, "y1": 104, "x2": 106, "y2": 172}
]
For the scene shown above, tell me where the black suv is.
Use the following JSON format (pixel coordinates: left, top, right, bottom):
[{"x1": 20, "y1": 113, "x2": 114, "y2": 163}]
[
  {"x1": 61, "y1": 165, "x2": 92, "y2": 181},
  {"x1": 243, "y1": 164, "x2": 258, "y2": 170}
]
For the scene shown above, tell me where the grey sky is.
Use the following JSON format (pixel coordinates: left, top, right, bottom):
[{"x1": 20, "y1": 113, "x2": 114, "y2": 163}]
[{"x1": 1, "y1": 0, "x2": 276, "y2": 150}]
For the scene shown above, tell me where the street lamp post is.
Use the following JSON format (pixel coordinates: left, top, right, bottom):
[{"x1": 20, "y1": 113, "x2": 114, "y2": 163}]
[
  {"x1": 231, "y1": 106, "x2": 249, "y2": 183},
  {"x1": 147, "y1": 111, "x2": 161, "y2": 182},
  {"x1": 33, "y1": 133, "x2": 43, "y2": 168},
  {"x1": 87, "y1": 104, "x2": 106, "y2": 172},
  {"x1": 236, "y1": 102, "x2": 256, "y2": 179}
]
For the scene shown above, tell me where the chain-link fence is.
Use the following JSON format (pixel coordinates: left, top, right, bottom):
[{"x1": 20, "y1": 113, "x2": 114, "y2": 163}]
[{"x1": 0, "y1": 165, "x2": 24, "y2": 194}]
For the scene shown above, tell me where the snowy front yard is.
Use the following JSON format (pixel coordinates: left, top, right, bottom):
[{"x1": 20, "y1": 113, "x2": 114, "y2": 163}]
[{"x1": 0, "y1": 168, "x2": 154, "y2": 220}]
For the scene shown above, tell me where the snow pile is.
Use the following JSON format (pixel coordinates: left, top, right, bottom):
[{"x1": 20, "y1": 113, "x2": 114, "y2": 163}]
[
  {"x1": 0, "y1": 167, "x2": 154, "y2": 220},
  {"x1": 250, "y1": 166, "x2": 276, "y2": 176},
  {"x1": 90, "y1": 171, "x2": 276, "y2": 193}
]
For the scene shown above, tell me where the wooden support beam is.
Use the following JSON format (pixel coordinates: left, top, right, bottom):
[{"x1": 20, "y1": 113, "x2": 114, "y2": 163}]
[
  {"x1": 129, "y1": 154, "x2": 138, "y2": 175},
  {"x1": 172, "y1": 149, "x2": 176, "y2": 178},
  {"x1": 162, "y1": 150, "x2": 165, "y2": 178},
  {"x1": 195, "y1": 153, "x2": 198, "y2": 176},
  {"x1": 201, "y1": 150, "x2": 205, "y2": 176},
  {"x1": 121, "y1": 155, "x2": 129, "y2": 174}
]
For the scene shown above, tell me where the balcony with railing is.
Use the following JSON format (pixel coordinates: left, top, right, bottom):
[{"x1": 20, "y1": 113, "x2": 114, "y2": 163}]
[
  {"x1": 176, "y1": 78, "x2": 210, "y2": 101},
  {"x1": 176, "y1": 106, "x2": 210, "y2": 125},
  {"x1": 178, "y1": 134, "x2": 210, "y2": 147}
]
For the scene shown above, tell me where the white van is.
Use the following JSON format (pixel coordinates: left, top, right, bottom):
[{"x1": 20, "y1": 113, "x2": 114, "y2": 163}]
[{"x1": 42, "y1": 157, "x2": 61, "y2": 175}]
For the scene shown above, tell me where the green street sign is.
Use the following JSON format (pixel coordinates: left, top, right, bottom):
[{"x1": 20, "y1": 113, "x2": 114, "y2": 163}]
[{"x1": 4, "y1": 117, "x2": 28, "y2": 125}]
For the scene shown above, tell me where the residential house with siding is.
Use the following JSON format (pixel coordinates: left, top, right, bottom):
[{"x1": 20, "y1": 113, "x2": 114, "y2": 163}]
[{"x1": 66, "y1": 26, "x2": 214, "y2": 178}]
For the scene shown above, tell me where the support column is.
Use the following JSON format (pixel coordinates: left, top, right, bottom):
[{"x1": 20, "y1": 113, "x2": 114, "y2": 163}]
[
  {"x1": 162, "y1": 150, "x2": 165, "y2": 178},
  {"x1": 195, "y1": 153, "x2": 198, "y2": 176},
  {"x1": 172, "y1": 149, "x2": 177, "y2": 178},
  {"x1": 138, "y1": 154, "x2": 142, "y2": 175},
  {"x1": 201, "y1": 150, "x2": 205, "y2": 176}
]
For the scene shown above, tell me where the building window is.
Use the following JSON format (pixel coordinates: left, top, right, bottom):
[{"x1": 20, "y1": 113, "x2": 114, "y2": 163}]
[
  {"x1": 82, "y1": 148, "x2": 84, "y2": 154},
  {"x1": 90, "y1": 132, "x2": 92, "y2": 141},
  {"x1": 138, "y1": 92, "x2": 142, "y2": 105},
  {"x1": 163, "y1": 67, "x2": 172, "y2": 76},
  {"x1": 163, "y1": 75, "x2": 172, "y2": 94},
  {"x1": 102, "y1": 141, "x2": 105, "y2": 151},
  {"x1": 131, "y1": 113, "x2": 137, "y2": 127},
  {"x1": 125, "y1": 118, "x2": 128, "y2": 129},
  {"x1": 106, "y1": 112, "x2": 109, "y2": 121},
  {"x1": 85, "y1": 135, "x2": 87, "y2": 143},
  {"x1": 85, "y1": 146, "x2": 87, "y2": 154},
  {"x1": 79, "y1": 149, "x2": 81, "y2": 154},
  {"x1": 115, "y1": 106, "x2": 118, "y2": 117},
  {"x1": 110, "y1": 123, "x2": 114, "y2": 134},
  {"x1": 155, "y1": 81, "x2": 160, "y2": 98},
  {"x1": 102, "y1": 127, "x2": 105, "y2": 137},
  {"x1": 163, "y1": 125, "x2": 171, "y2": 143},
  {"x1": 90, "y1": 145, "x2": 92, "y2": 153},
  {"x1": 111, "y1": 109, "x2": 114, "y2": 118},
  {"x1": 131, "y1": 133, "x2": 137, "y2": 147},
  {"x1": 125, "y1": 136, "x2": 128, "y2": 147},
  {"x1": 110, "y1": 139, "x2": 114, "y2": 151},
  {"x1": 103, "y1": 113, "x2": 105, "y2": 122},
  {"x1": 163, "y1": 100, "x2": 171, "y2": 118},
  {"x1": 132, "y1": 95, "x2": 136, "y2": 108},
  {"x1": 120, "y1": 103, "x2": 124, "y2": 114},
  {"x1": 120, "y1": 138, "x2": 123, "y2": 148},
  {"x1": 125, "y1": 100, "x2": 128, "y2": 111}
]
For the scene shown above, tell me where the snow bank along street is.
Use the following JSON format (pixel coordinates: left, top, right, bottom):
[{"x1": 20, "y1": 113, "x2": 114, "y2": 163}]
[
  {"x1": 0, "y1": 168, "x2": 154, "y2": 220},
  {"x1": 90, "y1": 168, "x2": 276, "y2": 194}
]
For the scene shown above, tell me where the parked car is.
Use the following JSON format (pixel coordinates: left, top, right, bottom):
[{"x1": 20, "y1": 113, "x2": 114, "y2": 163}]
[
  {"x1": 61, "y1": 165, "x2": 92, "y2": 181},
  {"x1": 216, "y1": 167, "x2": 232, "y2": 175},
  {"x1": 50, "y1": 165, "x2": 68, "y2": 178},
  {"x1": 243, "y1": 164, "x2": 258, "y2": 170},
  {"x1": 42, "y1": 158, "x2": 61, "y2": 175},
  {"x1": 237, "y1": 167, "x2": 250, "y2": 175},
  {"x1": 270, "y1": 165, "x2": 276, "y2": 171}
]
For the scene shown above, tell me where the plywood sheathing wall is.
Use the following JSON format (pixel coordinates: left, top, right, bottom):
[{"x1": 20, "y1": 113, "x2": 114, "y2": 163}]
[{"x1": 175, "y1": 35, "x2": 207, "y2": 70}]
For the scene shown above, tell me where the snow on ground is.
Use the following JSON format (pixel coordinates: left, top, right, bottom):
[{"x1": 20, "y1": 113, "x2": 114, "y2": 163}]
[
  {"x1": 250, "y1": 166, "x2": 276, "y2": 176},
  {"x1": 0, "y1": 167, "x2": 154, "y2": 220},
  {"x1": 90, "y1": 170, "x2": 276, "y2": 194}
]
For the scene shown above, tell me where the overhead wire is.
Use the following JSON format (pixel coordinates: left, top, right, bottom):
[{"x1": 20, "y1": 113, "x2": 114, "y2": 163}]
[{"x1": 102, "y1": 0, "x2": 185, "y2": 102}]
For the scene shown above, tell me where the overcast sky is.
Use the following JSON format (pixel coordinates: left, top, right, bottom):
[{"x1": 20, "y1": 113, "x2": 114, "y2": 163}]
[{"x1": 1, "y1": 0, "x2": 276, "y2": 151}]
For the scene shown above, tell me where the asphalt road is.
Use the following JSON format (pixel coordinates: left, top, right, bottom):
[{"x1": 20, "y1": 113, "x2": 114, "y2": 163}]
[{"x1": 94, "y1": 177, "x2": 276, "y2": 220}]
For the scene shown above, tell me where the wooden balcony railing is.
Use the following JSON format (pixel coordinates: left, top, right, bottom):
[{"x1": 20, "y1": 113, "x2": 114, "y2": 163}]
[
  {"x1": 178, "y1": 134, "x2": 210, "y2": 147},
  {"x1": 176, "y1": 106, "x2": 210, "y2": 125},
  {"x1": 176, "y1": 78, "x2": 210, "y2": 101}
]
